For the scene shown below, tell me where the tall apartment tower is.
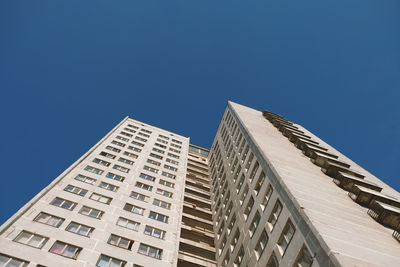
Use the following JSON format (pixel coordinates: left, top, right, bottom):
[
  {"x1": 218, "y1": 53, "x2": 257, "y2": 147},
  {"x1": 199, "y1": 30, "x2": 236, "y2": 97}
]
[
  {"x1": 178, "y1": 145, "x2": 216, "y2": 267},
  {"x1": 209, "y1": 102, "x2": 400, "y2": 267},
  {"x1": 1, "y1": 101, "x2": 400, "y2": 267},
  {"x1": 0, "y1": 116, "x2": 191, "y2": 267}
]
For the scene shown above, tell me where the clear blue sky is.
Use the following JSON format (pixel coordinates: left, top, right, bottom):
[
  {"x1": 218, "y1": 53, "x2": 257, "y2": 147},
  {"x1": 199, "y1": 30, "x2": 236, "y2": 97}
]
[{"x1": 1, "y1": 0, "x2": 399, "y2": 225}]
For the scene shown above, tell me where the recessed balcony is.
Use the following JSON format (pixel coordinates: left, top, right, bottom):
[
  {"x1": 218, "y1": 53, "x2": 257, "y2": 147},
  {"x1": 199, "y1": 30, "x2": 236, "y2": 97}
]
[
  {"x1": 302, "y1": 144, "x2": 336, "y2": 159},
  {"x1": 310, "y1": 151, "x2": 350, "y2": 168},
  {"x1": 393, "y1": 224, "x2": 400, "y2": 242},
  {"x1": 296, "y1": 139, "x2": 326, "y2": 151},
  {"x1": 348, "y1": 185, "x2": 400, "y2": 208},
  {"x1": 333, "y1": 171, "x2": 382, "y2": 192},
  {"x1": 367, "y1": 200, "x2": 400, "y2": 229},
  {"x1": 321, "y1": 161, "x2": 365, "y2": 179},
  {"x1": 280, "y1": 126, "x2": 304, "y2": 136}
]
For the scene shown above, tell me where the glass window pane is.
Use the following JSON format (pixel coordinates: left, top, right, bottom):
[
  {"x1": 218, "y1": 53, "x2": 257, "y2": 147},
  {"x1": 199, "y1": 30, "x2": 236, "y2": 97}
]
[
  {"x1": 110, "y1": 259, "x2": 122, "y2": 267},
  {"x1": 66, "y1": 223, "x2": 79, "y2": 232},
  {"x1": 7, "y1": 259, "x2": 24, "y2": 267},
  {"x1": 50, "y1": 243, "x2": 64, "y2": 254},
  {"x1": 0, "y1": 255, "x2": 9, "y2": 265},
  {"x1": 28, "y1": 235, "x2": 43, "y2": 247},
  {"x1": 78, "y1": 226, "x2": 90, "y2": 236},
  {"x1": 15, "y1": 232, "x2": 31, "y2": 243},
  {"x1": 62, "y1": 246, "x2": 76, "y2": 258},
  {"x1": 97, "y1": 255, "x2": 109, "y2": 267}
]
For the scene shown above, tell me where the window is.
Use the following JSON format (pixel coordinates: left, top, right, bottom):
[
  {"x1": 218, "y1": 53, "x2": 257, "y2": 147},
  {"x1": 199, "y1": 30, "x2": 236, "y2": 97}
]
[
  {"x1": 147, "y1": 159, "x2": 161, "y2": 166},
  {"x1": 149, "y1": 211, "x2": 169, "y2": 223},
  {"x1": 222, "y1": 250, "x2": 230, "y2": 267},
  {"x1": 84, "y1": 166, "x2": 103, "y2": 175},
  {"x1": 169, "y1": 148, "x2": 180, "y2": 154},
  {"x1": 230, "y1": 229, "x2": 240, "y2": 251},
  {"x1": 268, "y1": 200, "x2": 283, "y2": 230},
  {"x1": 277, "y1": 220, "x2": 295, "y2": 255},
  {"x1": 66, "y1": 222, "x2": 94, "y2": 237},
  {"x1": 14, "y1": 231, "x2": 48, "y2": 248},
  {"x1": 106, "y1": 172, "x2": 125, "y2": 182},
  {"x1": 249, "y1": 162, "x2": 259, "y2": 183},
  {"x1": 155, "y1": 143, "x2": 166, "y2": 149},
  {"x1": 50, "y1": 198, "x2": 76, "y2": 210},
  {"x1": 139, "y1": 173, "x2": 155, "y2": 182},
  {"x1": 116, "y1": 135, "x2": 129, "y2": 142},
  {"x1": 49, "y1": 241, "x2": 81, "y2": 259},
  {"x1": 159, "y1": 134, "x2": 169, "y2": 140},
  {"x1": 261, "y1": 185, "x2": 273, "y2": 210},
  {"x1": 143, "y1": 165, "x2": 158, "y2": 173},
  {"x1": 111, "y1": 140, "x2": 126, "y2": 147},
  {"x1": 79, "y1": 206, "x2": 104, "y2": 219},
  {"x1": 170, "y1": 143, "x2": 181, "y2": 149},
  {"x1": 0, "y1": 253, "x2": 28, "y2": 267},
  {"x1": 172, "y1": 139, "x2": 182, "y2": 144},
  {"x1": 255, "y1": 230, "x2": 269, "y2": 260},
  {"x1": 118, "y1": 157, "x2": 134, "y2": 165},
  {"x1": 127, "y1": 124, "x2": 139, "y2": 130},
  {"x1": 267, "y1": 252, "x2": 279, "y2": 267},
  {"x1": 166, "y1": 158, "x2": 179, "y2": 165},
  {"x1": 239, "y1": 185, "x2": 249, "y2": 206},
  {"x1": 227, "y1": 216, "x2": 236, "y2": 235},
  {"x1": 162, "y1": 171, "x2": 176, "y2": 179},
  {"x1": 254, "y1": 171, "x2": 265, "y2": 195},
  {"x1": 152, "y1": 148, "x2": 165, "y2": 154},
  {"x1": 164, "y1": 164, "x2": 177, "y2": 172},
  {"x1": 138, "y1": 243, "x2": 163, "y2": 260},
  {"x1": 124, "y1": 127, "x2": 136, "y2": 133},
  {"x1": 138, "y1": 132, "x2": 150, "y2": 138},
  {"x1": 96, "y1": 254, "x2": 126, "y2": 267},
  {"x1": 93, "y1": 158, "x2": 111, "y2": 167},
  {"x1": 123, "y1": 151, "x2": 138, "y2": 159},
  {"x1": 150, "y1": 152, "x2": 163, "y2": 160},
  {"x1": 90, "y1": 193, "x2": 112, "y2": 204},
  {"x1": 128, "y1": 145, "x2": 142, "y2": 152},
  {"x1": 156, "y1": 188, "x2": 173, "y2": 198},
  {"x1": 34, "y1": 212, "x2": 64, "y2": 228},
  {"x1": 130, "y1": 191, "x2": 148, "y2": 202},
  {"x1": 245, "y1": 152, "x2": 254, "y2": 171},
  {"x1": 234, "y1": 246, "x2": 245, "y2": 267},
  {"x1": 153, "y1": 198, "x2": 171, "y2": 209},
  {"x1": 75, "y1": 174, "x2": 96, "y2": 184},
  {"x1": 131, "y1": 140, "x2": 144, "y2": 147},
  {"x1": 294, "y1": 245, "x2": 313, "y2": 267},
  {"x1": 116, "y1": 217, "x2": 140, "y2": 231},
  {"x1": 113, "y1": 164, "x2": 130, "y2": 173},
  {"x1": 167, "y1": 153, "x2": 179, "y2": 159},
  {"x1": 157, "y1": 138, "x2": 168, "y2": 144},
  {"x1": 99, "y1": 182, "x2": 118, "y2": 192},
  {"x1": 159, "y1": 179, "x2": 174, "y2": 188},
  {"x1": 64, "y1": 185, "x2": 87, "y2": 196},
  {"x1": 244, "y1": 197, "x2": 254, "y2": 220},
  {"x1": 106, "y1": 146, "x2": 121, "y2": 153},
  {"x1": 100, "y1": 151, "x2": 116, "y2": 159},
  {"x1": 249, "y1": 211, "x2": 261, "y2": 237},
  {"x1": 120, "y1": 131, "x2": 133, "y2": 137},
  {"x1": 144, "y1": 225, "x2": 166, "y2": 239},
  {"x1": 123, "y1": 203, "x2": 145, "y2": 215},
  {"x1": 135, "y1": 182, "x2": 153, "y2": 191},
  {"x1": 236, "y1": 174, "x2": 245, "y2": 193},
  {"x1": 108, "y1": 234, "x2": 133, "y2": 250},
  {"x1": 135, "y1": 136, "x2": 147, "y2": 142}
]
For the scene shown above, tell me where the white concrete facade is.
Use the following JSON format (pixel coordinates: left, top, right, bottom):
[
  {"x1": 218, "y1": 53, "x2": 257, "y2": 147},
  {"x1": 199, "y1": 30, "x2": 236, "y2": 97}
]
[
  {"x1": 209, "y1": 101, "x2": 400, "y2": 267},
  {"x1": 0, "y1": 116, "x2": 189, "y2": 267}
]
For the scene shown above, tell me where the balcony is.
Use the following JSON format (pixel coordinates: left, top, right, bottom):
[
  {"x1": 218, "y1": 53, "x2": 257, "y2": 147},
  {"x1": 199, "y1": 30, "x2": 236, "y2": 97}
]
[
  {"x1": 280, "y1": 125, "x2": 303, "y2": 135},
  {"x1": 310, "y1": 151, "x2": 350, "y2": 169},
  {"x1": 296, "y1": 138, "x2": 325, "y2": 151},
  {"x1": 333, "y1": 171, "x2": 382, "y2": 192},
  {"x1": 367, "y1": 200, "x2": 400, "y2": 229},
  {"x1": 289, "y1": 134, "x2": 319, "y2": 145},
  {"x1": 263, "y1": 110, "x2": 284, "y2": 120},
  {"x1": 301, "y1": 143, "x2": 332, "y2": 158},
  {"x1": 348, "y1": 184, "x2": 400, "y2": 208},
  {"x1": 393, "y1": 224, "x2": 400, "y2": 242},
  {"x1": 272, "y1": 119, "x2": 294, "y2": 128},
  {"x1": 321, "y1": 161, "x2": 365, "y2": 179}
]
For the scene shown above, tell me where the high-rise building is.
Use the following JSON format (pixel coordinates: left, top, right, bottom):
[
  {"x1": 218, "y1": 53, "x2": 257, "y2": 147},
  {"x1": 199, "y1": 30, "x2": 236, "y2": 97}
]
[{"x1": 0, "y1": 101, "x2": 399, "y2": 267}]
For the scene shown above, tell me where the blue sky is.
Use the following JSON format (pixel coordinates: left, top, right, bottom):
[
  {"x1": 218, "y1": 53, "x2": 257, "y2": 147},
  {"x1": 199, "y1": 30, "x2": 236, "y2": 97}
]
[{"x1": 0, "y1": 0, "x2": 399, "y2": 225}]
